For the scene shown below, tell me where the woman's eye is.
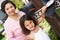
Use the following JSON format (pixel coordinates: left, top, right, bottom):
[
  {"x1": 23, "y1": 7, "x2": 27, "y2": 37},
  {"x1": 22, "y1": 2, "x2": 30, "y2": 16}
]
[{"x1": 30, "y1": 21, "x2": 32, "y2": 24}]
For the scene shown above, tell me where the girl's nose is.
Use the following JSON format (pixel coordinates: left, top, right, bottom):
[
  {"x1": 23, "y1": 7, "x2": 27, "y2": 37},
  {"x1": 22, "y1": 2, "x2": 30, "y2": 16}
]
[{"x1": 9, "y1": 8, "x2": 12, "y2": 12}]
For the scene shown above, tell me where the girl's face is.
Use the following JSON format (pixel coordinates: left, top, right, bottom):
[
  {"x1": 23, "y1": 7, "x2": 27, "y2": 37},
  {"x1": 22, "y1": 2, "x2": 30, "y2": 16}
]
[
  {"x1": 5, "y1": 3, "x2": 16, "y2": 16},
  {"x1": 24, "y1": 20, "x2": 35, "y2": 31}
]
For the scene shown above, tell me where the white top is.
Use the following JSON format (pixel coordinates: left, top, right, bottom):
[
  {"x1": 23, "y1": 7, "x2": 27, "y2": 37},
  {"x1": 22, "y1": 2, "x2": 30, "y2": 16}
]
[
  {"x1": 34, "y1": 28, "x2": 50, "y2": 40},
  {"x1": 46, "y1": 0, "x2": 54, "y2": 7}
]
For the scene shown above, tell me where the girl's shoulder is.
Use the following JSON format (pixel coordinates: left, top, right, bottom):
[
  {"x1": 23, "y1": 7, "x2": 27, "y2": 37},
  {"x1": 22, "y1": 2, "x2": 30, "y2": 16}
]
[
  {"x1": 26, "y1": 33, "x2": 34, "y2": 40},
  {"x1": 37, "y1": 25, "x2": 43, "y2": 29}
]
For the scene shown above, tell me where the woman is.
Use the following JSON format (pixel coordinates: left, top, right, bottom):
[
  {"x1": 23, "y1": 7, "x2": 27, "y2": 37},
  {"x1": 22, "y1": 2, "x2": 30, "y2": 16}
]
[{"x1": 1, "y1": 0, "x2": 26, "y2": 40}]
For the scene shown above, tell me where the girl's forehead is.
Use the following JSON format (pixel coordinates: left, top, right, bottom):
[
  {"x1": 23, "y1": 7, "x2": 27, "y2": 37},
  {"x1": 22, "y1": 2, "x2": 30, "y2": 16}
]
[
  {"x1": 24, "y1": 20, "x2": 31, "y2": 24},
  {"x1": 25, "y1": 20, "x2": 32, "y2": 21},
  {"x1": 25, "y1": 20, "x2": 32, "y2": 22}
]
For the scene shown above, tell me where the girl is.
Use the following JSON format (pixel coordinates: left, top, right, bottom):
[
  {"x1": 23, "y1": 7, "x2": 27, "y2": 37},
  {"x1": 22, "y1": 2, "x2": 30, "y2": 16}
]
[{"x1": 20, "y1": 15, "x2": 50, "y2": 40}]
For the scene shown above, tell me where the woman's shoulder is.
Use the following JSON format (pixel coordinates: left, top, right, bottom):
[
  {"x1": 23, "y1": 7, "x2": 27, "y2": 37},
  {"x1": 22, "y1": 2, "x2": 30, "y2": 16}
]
[
  {"x1": 17, "y1": 11, "x2": 25, "y2": 17},
  {"x1": 3, "y1": 17, "x2": 12, "y2": 27}
]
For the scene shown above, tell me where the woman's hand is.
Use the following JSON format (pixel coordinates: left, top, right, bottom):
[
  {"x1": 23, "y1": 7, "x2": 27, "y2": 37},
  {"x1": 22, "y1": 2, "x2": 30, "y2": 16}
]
[{"x1": 2, "y1": 31, "x2": 6, "y2": 37}]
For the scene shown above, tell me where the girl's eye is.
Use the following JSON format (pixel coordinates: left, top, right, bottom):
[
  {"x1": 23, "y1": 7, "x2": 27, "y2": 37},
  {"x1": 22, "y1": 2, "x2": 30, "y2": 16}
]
[
  {"x1": 26, "y1": 25, "x2": 28, "y2": 26},
  {"x1": 6, "y1": 8, "x2": 9, "y2": 10},
  {"x1": 30, "y1": 21, "x2": 32, "y2": 24},
  {"x1": 10, "y1": 6, "x2": 13, "y2": 8}
]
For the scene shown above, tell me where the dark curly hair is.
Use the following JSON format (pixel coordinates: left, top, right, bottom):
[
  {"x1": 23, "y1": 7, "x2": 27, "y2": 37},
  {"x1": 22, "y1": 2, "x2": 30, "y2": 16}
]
[
  {"x1": 1, "y1": 0, "x2": 16, "y2": 13},
  {"x1": 20, "y1": 14, "x2": 37, "y2": 35}
]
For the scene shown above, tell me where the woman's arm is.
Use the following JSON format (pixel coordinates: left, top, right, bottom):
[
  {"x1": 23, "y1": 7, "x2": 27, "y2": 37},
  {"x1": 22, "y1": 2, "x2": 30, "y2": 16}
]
[
  {"x1": 4, "y1": 27, "x2": 18, "y2": 40},
  {"x1": 4, "y1": 24, "x2": 19, "y2": 40},
  {"x1": 2, "y1": 31, "x2": 6, "y2": 37}
]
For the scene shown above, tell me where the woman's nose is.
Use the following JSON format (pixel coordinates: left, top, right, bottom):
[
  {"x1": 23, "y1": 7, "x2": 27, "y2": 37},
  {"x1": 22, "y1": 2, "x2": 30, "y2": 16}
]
[{"x1": 9, "y1": 8, "x2": 12, "y2": 12}]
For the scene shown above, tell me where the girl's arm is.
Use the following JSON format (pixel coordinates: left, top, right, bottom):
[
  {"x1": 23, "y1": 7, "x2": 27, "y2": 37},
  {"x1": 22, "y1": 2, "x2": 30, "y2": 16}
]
[
  {"x1": 37, "y1": 12, "x2": 45, "y2": 24},
  {"x1": 4, "y1": 25, "x2": 20, "y2": 40},
  {"x1": 37, "y1": 0, "x2": 54, "y2": 24},
  {"x1": 41, "y1": 0, "x2": 54, "y2": 14}
]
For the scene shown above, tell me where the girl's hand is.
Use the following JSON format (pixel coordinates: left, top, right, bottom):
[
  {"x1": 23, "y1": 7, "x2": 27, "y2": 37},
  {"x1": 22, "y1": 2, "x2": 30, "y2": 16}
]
[{"x1": 41, "y1": 6, "x2": 48, "y2": 14}]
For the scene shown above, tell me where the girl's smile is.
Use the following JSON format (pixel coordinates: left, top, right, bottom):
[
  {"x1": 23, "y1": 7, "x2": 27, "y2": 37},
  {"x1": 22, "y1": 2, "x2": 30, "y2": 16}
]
[{"x1": 24, "y1": 20, "x2": 35, "y2": 31}]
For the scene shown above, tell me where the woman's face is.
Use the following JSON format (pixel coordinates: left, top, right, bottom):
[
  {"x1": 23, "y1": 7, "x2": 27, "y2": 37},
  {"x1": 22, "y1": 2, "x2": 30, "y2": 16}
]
[
  {"x1": 5, "y1": 3, "x2": 16, "y2": 16},
  {"x1": 24, "y1": 20, "x2": 35, "y2": 31}
]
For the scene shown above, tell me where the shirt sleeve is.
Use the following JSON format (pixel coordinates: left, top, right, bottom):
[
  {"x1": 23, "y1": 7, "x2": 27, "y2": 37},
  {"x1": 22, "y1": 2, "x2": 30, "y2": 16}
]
[
  {"x1": 4, "y1": 23, "x2": 19, "y2": 40},
  {"x1": 18, "y1": 11, "x2": 25, "y2": 17},
  {"x1": 46, "y1": 0, "x2": 54, "y2": 7}
]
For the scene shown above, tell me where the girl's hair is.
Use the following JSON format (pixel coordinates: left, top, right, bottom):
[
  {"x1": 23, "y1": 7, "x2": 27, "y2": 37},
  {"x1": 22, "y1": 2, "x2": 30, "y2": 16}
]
[
  {"x1": 20, "y1": 14, "x2": 37, "y2": 35},
  {"x1": 1, "y1": 0, "x2": 16, "y2": 13}
]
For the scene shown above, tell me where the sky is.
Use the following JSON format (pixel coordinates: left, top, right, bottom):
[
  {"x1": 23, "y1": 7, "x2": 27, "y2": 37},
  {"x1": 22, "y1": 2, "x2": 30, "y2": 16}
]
[{"x1": 0, "y1": 0, "x2": 4, "y2": 9}]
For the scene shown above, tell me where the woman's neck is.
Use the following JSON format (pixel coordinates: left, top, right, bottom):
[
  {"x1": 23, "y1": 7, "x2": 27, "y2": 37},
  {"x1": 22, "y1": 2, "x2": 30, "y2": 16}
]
[{"x1": 9, "y1": 13, "x2": 20, "y2": 21}]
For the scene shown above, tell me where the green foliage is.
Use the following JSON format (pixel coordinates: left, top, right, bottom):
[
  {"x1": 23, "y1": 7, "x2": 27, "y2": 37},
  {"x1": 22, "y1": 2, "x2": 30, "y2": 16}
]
[
  {"x1": 49, "y1": 28, "x2": 59, "y2": 40},
  {"x1": 39, "y1": 19, "x2": 59, "y2": 40},
  {"x1": 11, "y1": 0, "x2": 23, "y2": 9},
  {"x1": 56, "y1": 8, "x2": 60, "y2": 17},
  {"x1": 0, "y1": 24, "x2": 4, "y2": 40},
  {"x1": 0, "y1": 33, "x2": 4, "y2": 40},
  {"x1": 0, "y1": 24, "x2": 3, "y2": 29}
]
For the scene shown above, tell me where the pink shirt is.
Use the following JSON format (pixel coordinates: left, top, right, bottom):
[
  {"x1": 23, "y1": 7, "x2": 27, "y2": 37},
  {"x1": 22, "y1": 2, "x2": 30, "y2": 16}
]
[{"x1": 3, "y1": 11, "x2": 26, "y2": 40}]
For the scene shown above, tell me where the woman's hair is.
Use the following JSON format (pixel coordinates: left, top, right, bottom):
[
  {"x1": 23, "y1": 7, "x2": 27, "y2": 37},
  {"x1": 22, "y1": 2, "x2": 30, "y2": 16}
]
[
  {"x1": 1, "y1": 0, "x2": 16, "y2": 13},
  {"x1": 20, "y1": 14, "x2": 37, "y2": 35}
]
